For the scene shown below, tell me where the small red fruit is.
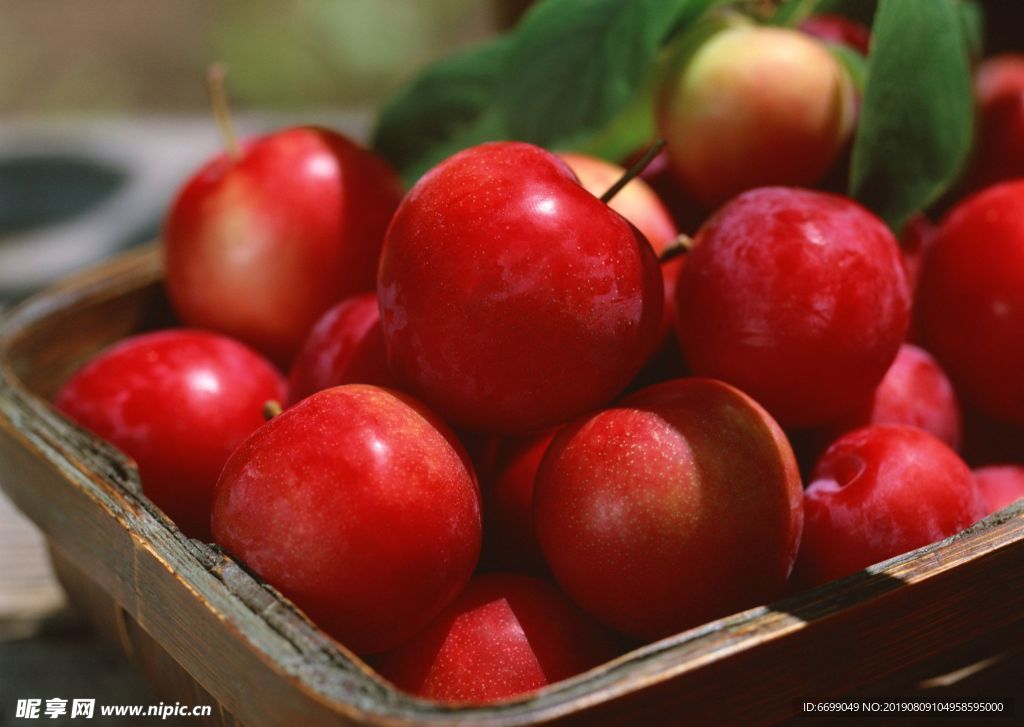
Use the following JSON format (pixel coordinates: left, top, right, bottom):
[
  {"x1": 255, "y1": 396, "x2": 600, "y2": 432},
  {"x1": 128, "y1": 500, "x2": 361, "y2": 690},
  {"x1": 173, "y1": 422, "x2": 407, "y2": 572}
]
[
  {"x1": 373, "y1": 574, "x2": 620, "y2": 704},
  {"x1": 211, "y1": 385, "x2": 481, "y2": 655},
  {"x1": 794, "y1": 425, "x2": 984, "y2": 587},
  {"x1": 675, "y1": 187, "x2": 910, "y2": 428},
  {"x1": 534, "y1": 378, "x2": 803, "y2": 641},
  {"x1": 973, "y1": 465, "x2": 1024, "y2": 516},
  {"x1": 378, "y1": 141, "x2": 662, "y2": 435},
  {"x1": 54, "y1": 330, "x2": 285, "y2": 540},
  {"x1": 287, "y1": 292, "x2": 394, "y2": 406},
  {"x1": 917, "y1": 180, "x2": 1024, "y2": 425},
  {"x1": 165, "y1": 126, "x2": 402, "y2": 366},
  {"x1": 966, "y1": 55, "x2": 1024, "y2": 190}
]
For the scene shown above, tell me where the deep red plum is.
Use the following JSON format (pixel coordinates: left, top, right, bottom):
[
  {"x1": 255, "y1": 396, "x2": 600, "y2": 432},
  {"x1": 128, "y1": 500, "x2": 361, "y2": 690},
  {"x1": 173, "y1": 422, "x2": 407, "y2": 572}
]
[
  {"x1": 165, "y1": 126, "x2": 402, "y2": 366},
  {"x1": 534, "y1": 378, "x2": 803, "y2": 641},
  {"x1": 373, "y1": 574, "x2": 619, "y2": 704},
  {"x1": 918, "y1": 180, "x2": 1024, "y2": 425},
  {"x1": 55, "y1": 330, "x2": 285, "y2": 540},
  {"x1": 211, "y1": 385, "x2": 481, "y2": 655},
  {"x1": 378, "y1": 141, "x2": 663, "y2": 435},
  {"x1": 287, "y1": 292, "x2": 394, "y2": 405},
  {"x1": 675, "y1": 187, "x2": 910, "y2": 428},
  {"x1": 794, "y1": 425, "x2": 984, "y2": 587}
]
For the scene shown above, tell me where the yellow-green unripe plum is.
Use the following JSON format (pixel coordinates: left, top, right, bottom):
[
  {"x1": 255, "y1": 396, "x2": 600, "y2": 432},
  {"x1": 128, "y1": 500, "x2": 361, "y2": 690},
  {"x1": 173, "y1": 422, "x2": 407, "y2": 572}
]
[{"x1": 656, "y1": 25, "x2": 856, "y2": 209}]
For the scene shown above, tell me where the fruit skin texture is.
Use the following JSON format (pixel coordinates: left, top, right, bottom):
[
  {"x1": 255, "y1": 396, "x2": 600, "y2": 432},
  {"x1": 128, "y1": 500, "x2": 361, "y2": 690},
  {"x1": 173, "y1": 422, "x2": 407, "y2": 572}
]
[
  {"x1": 675, "y1": 187, "x2": 910, "y2": 429},
  {"x1": 54, "y1": 330, "x2": 285, "y2": 541},
  {"x1": 656, "y1": 25, "x2": 854, "y2": 208},
  {"x1": 287, "y1": 292, "x2": 394, "y2": 406},
  {"x1": 372, "y1": 574, "x2": 620, "y2": 704},
  {"x1": 211, "y1": 385, "x2": 481, "y2": 655},
  {"x1": 378, "y1": 141, "x2": 663, "y2": 435},
  {"x1": 534, "y1": 378, "x2": 803, "y2": 641},
  {"x1": 973, "y1": 466, "x2": 1024, "y2": 516},
  {"x1": 794, "y1": 425, "x2": 984, "y2": 588},
  {"x1": 559, "y1": 151, "x2": 681, "y2": 343},
  {"x1": 165, "y1": 126, "x2": 402, "y2": 366},
  {"x1": 918, "y1": 180, "x2": 1024, "y2": 425}
]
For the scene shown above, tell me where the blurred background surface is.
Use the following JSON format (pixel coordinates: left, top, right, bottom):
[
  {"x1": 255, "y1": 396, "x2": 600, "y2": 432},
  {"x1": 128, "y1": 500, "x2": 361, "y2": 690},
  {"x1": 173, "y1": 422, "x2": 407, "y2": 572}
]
[{"x1": 0, "y1": 0, "x2": 506, "y2": 301}]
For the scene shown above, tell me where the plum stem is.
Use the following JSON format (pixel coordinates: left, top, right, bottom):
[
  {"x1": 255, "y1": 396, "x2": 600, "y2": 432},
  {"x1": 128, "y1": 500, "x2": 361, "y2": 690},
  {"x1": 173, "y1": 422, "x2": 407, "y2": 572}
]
[
  {"x1": 659, "y1": 233, "x2": 694, "y2": 264},
  {"x1": 262, "y1": 400, "x2": 283, "y2": 420},
  {"x1": 600, "y1": 139, "x2": 667, "y2": 204},
  {"x1": 208, "y1": 63, "x2": 242, "y2": 161}
]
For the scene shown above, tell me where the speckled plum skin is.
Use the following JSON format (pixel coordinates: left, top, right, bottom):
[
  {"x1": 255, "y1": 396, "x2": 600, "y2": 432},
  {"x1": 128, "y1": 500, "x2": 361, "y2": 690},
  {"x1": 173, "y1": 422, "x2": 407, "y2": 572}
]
[
  {"x1": 54, "y1": 330, "x2": 285, "y2": 540},
  {"x1": 973, "y1": 465, "x2": 1024, "y2": 516},
  {"x1": 675, "y1": 187, "x2": 910, "y2": 429},
  {"x1": 377, "y1": 141, "x2": 663, "y2": 435},
  {"x1": 287, "y1": 292, "x2": 395, "y2": 406},
  {"x1": 211, "y1": 385, "x2": 481, "y2": 655},
  {"x1": 794, "y1": 425, "x2": 984, "y2": 588},
  {"x1": 373, "y1": 574, "x2": 619, "y2": 704},
  {"x1": 560, "y1": 151, "x2": 681, "y2": 344},
  {"x1": 917, "y1": 180, "x2": 1024, "y2": 425},
  {"x1": 165, "y1": 126, "x2": 402, "y2": 366},
  {"x1": 534, "y1": 378, "x2": 803, "y2": 641}
]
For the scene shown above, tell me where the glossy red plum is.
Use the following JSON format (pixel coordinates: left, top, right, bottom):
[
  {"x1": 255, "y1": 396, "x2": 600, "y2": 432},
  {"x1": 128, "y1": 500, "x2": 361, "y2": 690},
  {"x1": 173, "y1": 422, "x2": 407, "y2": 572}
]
[
  {"x1": 675, "y1": 187, "x2": 910, "y2": 428},
  {"x1": 378, "y1": 142, "x2": 663, "y2": 434},
  {"x1": 373, "y1": 574, "x2": 619, "y2": 704},
  {"x1": 55, "y1": 330, "x2": 285, "y2": 540},
  {"x1": 165, "y1": 126, "x2": 402, "y2": 365},
  {"x1": 534, "y1": 378, "x2": 803, "y2": 641},
  {"x1": 211, "y1": 385, "x2": 481, "y2": 655},
  {"x1": 918, "y1": 180, "x2": 1024, "y2": 424},
  {"x1": 287, "y1": 292, "x2": 394, "y2": 405},
  {"x1": 794, "y1": 425, "x2": 983, "y2": 587}
]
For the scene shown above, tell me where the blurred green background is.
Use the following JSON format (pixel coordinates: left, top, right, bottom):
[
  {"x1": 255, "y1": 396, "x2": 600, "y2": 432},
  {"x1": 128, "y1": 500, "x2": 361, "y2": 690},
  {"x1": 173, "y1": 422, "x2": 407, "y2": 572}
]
[{"x1": 0, "y1": 0, "x2": 507, "y2": 115}]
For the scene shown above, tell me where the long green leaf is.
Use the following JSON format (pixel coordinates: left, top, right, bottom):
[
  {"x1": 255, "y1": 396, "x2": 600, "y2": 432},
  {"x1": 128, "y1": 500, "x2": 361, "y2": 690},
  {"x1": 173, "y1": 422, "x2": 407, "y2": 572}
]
[
  {"x1": 848, "y1": 0, "x2": 973, "y2": 231},
  {"x1": 499, "y1": 0, "x2": 717, "y2": 147},
  {"x1": 372, "y1": 38, "x2": 511, "y2": 185}
]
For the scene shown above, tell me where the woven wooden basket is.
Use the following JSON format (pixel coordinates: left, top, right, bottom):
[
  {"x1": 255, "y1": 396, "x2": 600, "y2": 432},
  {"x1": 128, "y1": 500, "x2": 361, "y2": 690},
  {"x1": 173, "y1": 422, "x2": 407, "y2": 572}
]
[{"x1": 1, "y1": 248, "x2": 1022, "y2": 725}]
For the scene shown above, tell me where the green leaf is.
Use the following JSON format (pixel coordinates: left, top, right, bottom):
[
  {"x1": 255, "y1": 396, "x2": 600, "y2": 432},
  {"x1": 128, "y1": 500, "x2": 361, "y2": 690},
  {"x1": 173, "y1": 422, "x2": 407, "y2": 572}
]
[
  {"x1": 499, "y1": 0, "x2": 718, "y2": 147},
  {"x1": 848, "y1": 0, "x2": 973, "y2": 231},
  {"x1": 770, "y1": 0, "x2": 823, "y2": 27},
  {"x1": 956, "y1": 0, "x2": 984, "y2": 62},
  {"x1": 372, "y1": 38, "x2": 511, "y2": 186},
  {"x1": 829, "y1": 42, "x2": 868, "y2": 94}
]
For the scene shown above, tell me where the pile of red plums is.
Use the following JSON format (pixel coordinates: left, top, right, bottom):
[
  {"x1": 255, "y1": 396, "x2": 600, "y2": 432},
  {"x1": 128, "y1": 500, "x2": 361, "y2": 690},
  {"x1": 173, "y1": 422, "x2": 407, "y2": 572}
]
[{"x1": 54, "y1": 20, "x2": 1024, "y2": 706}]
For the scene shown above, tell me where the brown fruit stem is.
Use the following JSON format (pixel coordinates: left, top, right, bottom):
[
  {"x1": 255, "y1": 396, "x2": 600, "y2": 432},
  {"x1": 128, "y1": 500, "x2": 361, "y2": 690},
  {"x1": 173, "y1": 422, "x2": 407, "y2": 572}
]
[
  {"x1": 262, "y1": 400, "x2": 283, "y2": 420},
  {"x1": 659, "y1": 233, "x2": 694, "y2": 264},
  {"x1": 207, "y1": 63, "x2": 241, "y2": 161},
  {"x1": 600, "y1": 139, "x2": 667, "y2": 204}
]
